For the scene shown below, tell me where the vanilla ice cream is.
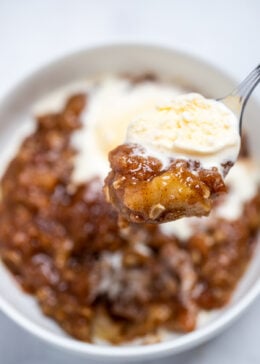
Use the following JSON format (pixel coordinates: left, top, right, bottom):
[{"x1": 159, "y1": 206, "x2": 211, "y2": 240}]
[
  {"x1": 71, "y1": 76, "x2": 186, "y2": 182},
  {"x1": 126, "y1": 93, "x2": 241, "y2": 174}
]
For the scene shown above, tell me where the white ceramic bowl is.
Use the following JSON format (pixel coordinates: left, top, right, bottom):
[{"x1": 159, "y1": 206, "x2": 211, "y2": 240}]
[{"x1": 0, "y1": 44, "x2": 259, "y2": 362}]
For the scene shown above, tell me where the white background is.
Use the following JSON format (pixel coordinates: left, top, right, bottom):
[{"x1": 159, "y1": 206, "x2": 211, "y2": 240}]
[{"x1": 0, "y1": 0, "x2": 259, "y2": 363}]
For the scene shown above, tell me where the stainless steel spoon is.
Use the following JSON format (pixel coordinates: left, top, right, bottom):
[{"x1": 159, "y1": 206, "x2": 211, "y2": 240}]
[{"x1": 219, "y1": 64, "x2": 260, "y2": 133}]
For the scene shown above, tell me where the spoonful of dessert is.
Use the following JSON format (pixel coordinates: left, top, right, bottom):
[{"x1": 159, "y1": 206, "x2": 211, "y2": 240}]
[{"x1": 104, "y1": 65, "x2": 260, "y2": 224}]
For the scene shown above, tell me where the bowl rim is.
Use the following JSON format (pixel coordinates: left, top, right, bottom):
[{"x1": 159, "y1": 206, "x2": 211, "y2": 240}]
[{"x1": 0, "y1": 42, "x2": 260, "y2": 360}]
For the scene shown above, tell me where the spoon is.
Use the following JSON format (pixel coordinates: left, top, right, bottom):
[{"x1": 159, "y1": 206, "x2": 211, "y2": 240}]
[{"x1": 219, "y1": 64, "x2": 260, "y2": 133}]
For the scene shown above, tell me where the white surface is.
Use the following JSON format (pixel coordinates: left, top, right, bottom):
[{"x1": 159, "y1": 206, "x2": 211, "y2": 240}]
[{"x1": 0, "y1": 1, "x2": 259, "y2": 363}]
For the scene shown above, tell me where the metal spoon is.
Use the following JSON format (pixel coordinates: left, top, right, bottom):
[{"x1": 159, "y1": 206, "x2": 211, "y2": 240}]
[{"x1": 219, "y1": 64, "x2": 260, "y2": 133}]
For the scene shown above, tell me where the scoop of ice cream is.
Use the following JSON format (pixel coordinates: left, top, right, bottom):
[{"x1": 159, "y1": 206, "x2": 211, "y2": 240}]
[
  {"x1": 126, "y1": 93, "x2": 241, "y2": 171},
  {"x1": 71, "y1": 76, "x2": 187, "y2": 183}
]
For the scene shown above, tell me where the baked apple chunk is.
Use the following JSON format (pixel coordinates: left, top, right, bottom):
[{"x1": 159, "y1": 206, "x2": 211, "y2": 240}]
[{"x1": 104, "y1": 144, "x2": 227, "y2": 223}]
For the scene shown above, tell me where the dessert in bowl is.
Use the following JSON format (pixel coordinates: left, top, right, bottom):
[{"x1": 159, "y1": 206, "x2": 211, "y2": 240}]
[{"x1": 0, "y1": 44, "x2": 259, "y2": 361}]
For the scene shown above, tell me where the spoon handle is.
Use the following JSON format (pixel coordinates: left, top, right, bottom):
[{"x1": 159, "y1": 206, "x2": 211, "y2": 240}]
[{"x1": 220, "y1": 64, "x2": 260, "y2": 133}]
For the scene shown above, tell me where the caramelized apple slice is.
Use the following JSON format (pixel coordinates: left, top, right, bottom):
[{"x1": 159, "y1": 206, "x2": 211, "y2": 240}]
[{"x1": 104, "y1": 144, "x2": 227, "y2": 224}]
